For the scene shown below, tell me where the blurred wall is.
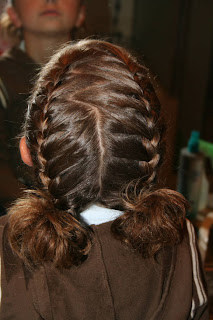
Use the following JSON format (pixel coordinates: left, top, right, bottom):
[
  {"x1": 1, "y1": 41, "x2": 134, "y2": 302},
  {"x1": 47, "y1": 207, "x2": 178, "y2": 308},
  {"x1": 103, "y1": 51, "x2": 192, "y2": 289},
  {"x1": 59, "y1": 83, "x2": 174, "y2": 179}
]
[
  {"x1": 0, "y1": 1, "x2": 6, "y2": 13},
  {"x1": 131, "y1": 0, "x2": 213, "y2": 146},
  {"x1": 85, "y1": 0, "x2": 111, "y2": 37},
  {"x1": 132, "y1": 0, "x2": 180, "y2": 91},
  {"x1": 178, "y1": 0, "x2": 213, "y2": 144},
  {"x1": 110, "y1": 0, "x2": 134, "y2": 46}
]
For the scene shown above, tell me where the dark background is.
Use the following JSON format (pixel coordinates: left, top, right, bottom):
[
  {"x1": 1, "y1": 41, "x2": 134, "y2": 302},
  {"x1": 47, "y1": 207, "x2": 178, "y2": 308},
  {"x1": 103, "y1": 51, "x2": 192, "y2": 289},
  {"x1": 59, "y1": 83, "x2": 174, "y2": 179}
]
[{"x1": 110, "y1": 0, "x2": 213, "y2": 187}]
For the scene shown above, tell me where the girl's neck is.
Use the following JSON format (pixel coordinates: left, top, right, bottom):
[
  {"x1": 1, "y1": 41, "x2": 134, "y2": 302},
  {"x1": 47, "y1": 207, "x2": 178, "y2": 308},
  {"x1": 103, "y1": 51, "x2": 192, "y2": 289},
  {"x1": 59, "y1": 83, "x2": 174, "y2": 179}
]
[{"x1": 23, "y1": 31, "x2": 72, "y2": 65}]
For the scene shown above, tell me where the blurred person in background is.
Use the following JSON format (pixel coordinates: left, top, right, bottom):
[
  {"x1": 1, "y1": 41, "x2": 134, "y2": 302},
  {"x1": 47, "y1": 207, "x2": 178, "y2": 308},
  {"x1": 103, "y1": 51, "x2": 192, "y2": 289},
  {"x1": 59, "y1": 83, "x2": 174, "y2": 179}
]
[{"x1": 0, "y1": 0, "x2": 86, "y2": 213}]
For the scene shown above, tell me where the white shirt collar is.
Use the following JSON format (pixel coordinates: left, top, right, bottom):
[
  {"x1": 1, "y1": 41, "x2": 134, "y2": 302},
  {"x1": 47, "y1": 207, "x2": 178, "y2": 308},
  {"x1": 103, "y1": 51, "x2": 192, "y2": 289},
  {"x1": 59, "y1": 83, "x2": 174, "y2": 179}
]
[
  {"x1": 79, "y1": 204, "x2": 123, "y2": 226},
  {"x1": 19, "y1": 41, "x2": 26, "y2": 52}
]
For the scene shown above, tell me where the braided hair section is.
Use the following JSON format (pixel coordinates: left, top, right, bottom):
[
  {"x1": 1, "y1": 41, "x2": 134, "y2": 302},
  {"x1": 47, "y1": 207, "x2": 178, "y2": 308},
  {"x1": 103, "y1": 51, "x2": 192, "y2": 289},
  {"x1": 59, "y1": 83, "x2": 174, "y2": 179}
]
[
  {"x1": 105, "y1": 42, "x2": 189, "y2": 255},
  {"x1": 7, "y1": 40, "x2": 188, "y2": 268}
]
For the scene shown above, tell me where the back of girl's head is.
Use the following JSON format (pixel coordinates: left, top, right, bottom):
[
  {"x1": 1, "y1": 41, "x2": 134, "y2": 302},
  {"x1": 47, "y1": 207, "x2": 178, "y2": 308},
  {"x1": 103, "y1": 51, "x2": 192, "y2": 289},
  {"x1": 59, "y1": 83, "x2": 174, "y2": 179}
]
[
  {"x1": 8, "y1": 39, "x2": 189, "y2": 268},
  {"x1": 27, "y1": 39, "x2": 163, "y2": 212}
]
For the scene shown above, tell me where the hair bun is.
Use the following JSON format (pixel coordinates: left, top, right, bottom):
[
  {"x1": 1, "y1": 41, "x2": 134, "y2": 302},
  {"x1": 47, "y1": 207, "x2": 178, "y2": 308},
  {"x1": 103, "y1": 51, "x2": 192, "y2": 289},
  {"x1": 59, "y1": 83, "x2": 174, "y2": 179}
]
[
  {"x1": 111, "y1": 188, "x2": 189, "y2": 257},
  {"x1": 8, "y1": 190, "x2": 92, "y2": 268}
]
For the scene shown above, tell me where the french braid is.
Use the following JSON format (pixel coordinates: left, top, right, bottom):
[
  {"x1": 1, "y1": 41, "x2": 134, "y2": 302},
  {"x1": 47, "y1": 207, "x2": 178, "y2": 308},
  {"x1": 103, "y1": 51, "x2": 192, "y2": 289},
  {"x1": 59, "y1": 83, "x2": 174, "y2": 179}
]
[
  {"x1": 106, "y1": 42, "x2": 163, "y2": 189},
  {"x1": 7, "y1": 40, "x2": 188, "y2": 268},
  {"x1": 29, "y1": 47, "x2": 111, "y2": 211},
  {"x1": 94, "y1": 42, "x2": 188, "y2": 255}
]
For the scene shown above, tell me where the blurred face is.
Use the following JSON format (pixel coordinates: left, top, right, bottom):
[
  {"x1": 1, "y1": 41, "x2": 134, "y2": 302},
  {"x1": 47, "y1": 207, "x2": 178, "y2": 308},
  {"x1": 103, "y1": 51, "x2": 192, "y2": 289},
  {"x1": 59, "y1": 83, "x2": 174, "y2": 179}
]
[{"x1": 9, "y1": 0, "x2": 85, "y2": 36}]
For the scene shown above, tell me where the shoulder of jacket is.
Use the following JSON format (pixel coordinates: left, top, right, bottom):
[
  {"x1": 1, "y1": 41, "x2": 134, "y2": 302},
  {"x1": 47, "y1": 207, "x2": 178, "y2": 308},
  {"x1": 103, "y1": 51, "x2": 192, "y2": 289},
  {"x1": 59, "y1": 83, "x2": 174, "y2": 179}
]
[
  {"x1": 0, "y1": 214, "x2": 9, "y2": 227},
  {"x1": 0, "y1": 215, "x2": 9, "y2": 244},
  {"x1": 0, "y1": 214, "x2": 9, "y2": 232},
  {"x1": 0, "y1": 214, "x2": 9, "y2": 242}
]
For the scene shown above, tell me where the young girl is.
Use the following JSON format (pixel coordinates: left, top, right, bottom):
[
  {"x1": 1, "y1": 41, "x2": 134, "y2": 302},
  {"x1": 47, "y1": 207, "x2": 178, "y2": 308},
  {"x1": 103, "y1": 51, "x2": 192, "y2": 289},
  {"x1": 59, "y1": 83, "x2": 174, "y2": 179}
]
[
  {"x1": 0, "y1": 0, "x2": 86, "y2": 211},
  {"x1": 0, "y1": 39, "x2": 208, "y2": 319}
]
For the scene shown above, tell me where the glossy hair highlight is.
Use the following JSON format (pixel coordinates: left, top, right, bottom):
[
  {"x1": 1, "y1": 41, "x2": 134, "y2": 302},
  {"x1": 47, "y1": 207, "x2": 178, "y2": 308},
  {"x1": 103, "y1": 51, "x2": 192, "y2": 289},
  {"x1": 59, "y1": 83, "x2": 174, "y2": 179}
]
[{"x1": 8, "y1": 39, "x2": 188, "y2": 268}]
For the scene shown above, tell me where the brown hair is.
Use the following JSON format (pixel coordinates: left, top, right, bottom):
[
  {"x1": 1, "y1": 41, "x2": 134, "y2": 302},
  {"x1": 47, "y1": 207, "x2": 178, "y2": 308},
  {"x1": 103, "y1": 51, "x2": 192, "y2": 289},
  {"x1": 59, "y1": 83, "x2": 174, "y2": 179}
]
[{"x1": 8, "y1": 39, "x2": 188, "y2": 268}]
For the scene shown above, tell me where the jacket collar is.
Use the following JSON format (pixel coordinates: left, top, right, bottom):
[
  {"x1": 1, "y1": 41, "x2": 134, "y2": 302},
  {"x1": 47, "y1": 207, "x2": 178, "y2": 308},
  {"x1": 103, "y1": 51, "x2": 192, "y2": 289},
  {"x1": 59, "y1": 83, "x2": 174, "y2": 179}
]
[{"x1": 80, "y1": 204, "x2": 123, "y2": 226}]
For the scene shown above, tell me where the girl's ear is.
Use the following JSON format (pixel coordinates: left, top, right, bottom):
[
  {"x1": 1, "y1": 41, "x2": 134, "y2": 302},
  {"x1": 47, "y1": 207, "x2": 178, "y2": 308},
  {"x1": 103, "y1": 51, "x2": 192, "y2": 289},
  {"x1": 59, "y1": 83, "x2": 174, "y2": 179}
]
[
  {"x1": 7, "y1": 6, "x2": 22, "y2": 28},
  {"x1": 75, "y1": 5, "x2": 86, "y2": 28},
  {"x1": 19, "y1": 136, "x2": 33, "y2": 167}
]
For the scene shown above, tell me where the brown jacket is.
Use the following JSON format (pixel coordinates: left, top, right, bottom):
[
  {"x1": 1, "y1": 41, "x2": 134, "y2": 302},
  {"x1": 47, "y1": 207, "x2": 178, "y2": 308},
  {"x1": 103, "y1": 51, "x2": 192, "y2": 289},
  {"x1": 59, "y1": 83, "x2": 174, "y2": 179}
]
[
  {"x1": 0, "y1": 216, "x2": 209, "y2": 320},
  {"x1": 0, "y1": 47, "x2": 39, "y2": 165},
  {"x1": 0, "y1": 48, "x2": 39, "y2": 206}
]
